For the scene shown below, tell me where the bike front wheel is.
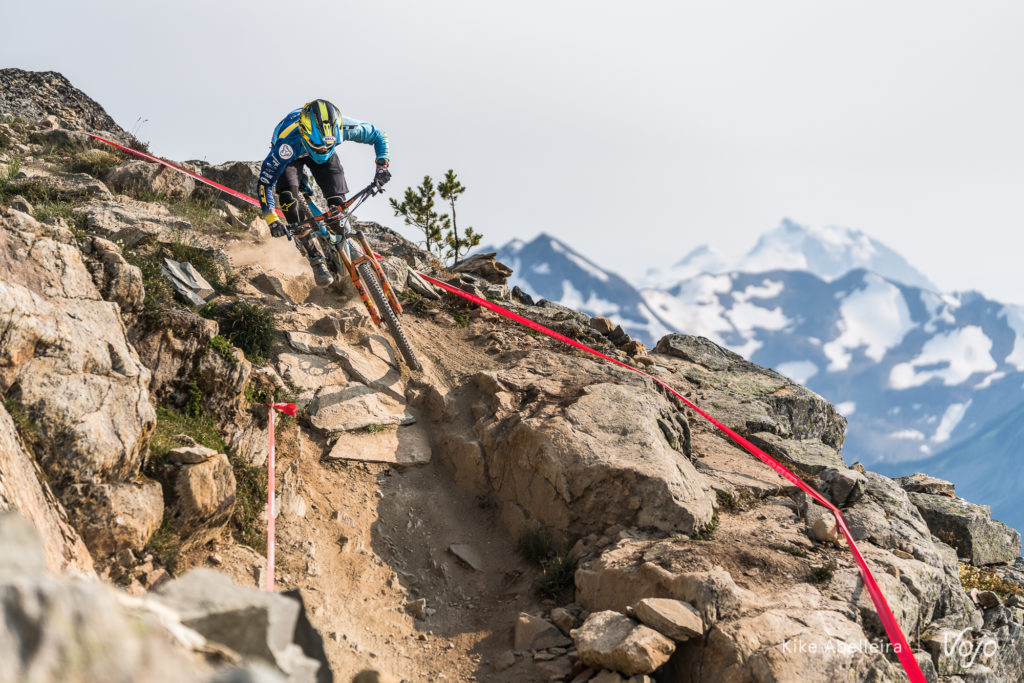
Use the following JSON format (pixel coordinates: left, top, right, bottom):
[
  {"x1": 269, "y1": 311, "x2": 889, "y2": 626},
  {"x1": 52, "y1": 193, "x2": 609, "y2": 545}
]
[{"x1": 356, "y1": 261, "x2": 422, "y2": 372}]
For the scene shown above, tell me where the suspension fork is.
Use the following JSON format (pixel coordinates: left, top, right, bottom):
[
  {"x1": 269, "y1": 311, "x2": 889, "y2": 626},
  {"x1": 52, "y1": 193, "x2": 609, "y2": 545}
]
[
  {"x1": 353, "y1": 231, "x2": 404, "y2": 314},
  {"x1": 332, "y1": 239, "x2": 382, "y2": 325}
]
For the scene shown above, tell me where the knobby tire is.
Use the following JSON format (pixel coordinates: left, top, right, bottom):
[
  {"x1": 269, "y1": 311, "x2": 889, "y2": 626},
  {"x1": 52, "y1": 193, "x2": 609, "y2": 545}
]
[{"x1": 356, "y1": 261, "x2": 421, "y2": 371}]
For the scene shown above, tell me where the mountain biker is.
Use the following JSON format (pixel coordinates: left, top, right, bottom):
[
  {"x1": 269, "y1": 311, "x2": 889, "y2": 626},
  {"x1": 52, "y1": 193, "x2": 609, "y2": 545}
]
[{"x1": 258, "y1": 99, "x2": 391, "y2": 286}]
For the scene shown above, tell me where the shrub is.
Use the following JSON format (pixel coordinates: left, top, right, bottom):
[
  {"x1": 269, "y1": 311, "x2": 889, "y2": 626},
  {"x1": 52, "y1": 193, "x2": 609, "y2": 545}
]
[
  {"x1": 960, "y1": 563, "x2": 1024, "y2": 596},
  {"x1": 809, "y1": 561, "x2": 837, "y2": 584},
  {"x1": 517, "y1": 527, "x2": 557, "y2": 565},
  {"x1": 144, "y1": 516, "x2": 181, "y2": 573},
  {"x1": 208, "y1": 334, "x2": 237, "y2": 364},
  {"x1": 223, "y1": 301, "x2": 277, "y2": 364},
  {"x1": 535, "y1": 553, "x2": 578, "y2": 599}
]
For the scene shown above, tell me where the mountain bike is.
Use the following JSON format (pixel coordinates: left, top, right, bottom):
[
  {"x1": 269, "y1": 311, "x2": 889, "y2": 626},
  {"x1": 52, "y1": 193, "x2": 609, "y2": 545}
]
[{"x1": 283, "y1": 182, "x2": 422, "y2": 371}]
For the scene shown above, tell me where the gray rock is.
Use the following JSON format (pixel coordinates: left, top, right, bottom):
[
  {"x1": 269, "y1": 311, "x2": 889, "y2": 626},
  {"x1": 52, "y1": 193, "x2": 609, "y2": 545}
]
[
  {"x1": 550, "y1": 607, "x2": 576, "y2": 636},
  {"x1": 9, "y1": 194, "x2": 33, "y2": 214},
  {"x1": 448, "y1": 543, "x2": 484, "y2": 571},
  {"x1": 746, "y1": 432, "x2": 846, "y2": 476},
  {"x1": 896, "y1": 473, "x2": 956, "y2": 497},
  {"x1": 167, "y1": 445, "x2": 219, "y2": 464},
  {"x1": 451, "y1": 252, "x2": 513, "y2": 284},
  {"x1": 437, "y1": 353, "x2": 715, "y2": 540},
  {"x1": 252, "y1": 272, "x2": 292, "y2": 301},
  {"x1": 571, "y1": 611, "x2": 674, "y2": 676},
  {"x1": 908, "y1": 492, "x2": 1021, "y2": 566},
  {"x1": 81, "y1": 235, "x2": 145, "y2": 320},
  {"x1": 632, "y1": 598, "x2": 703, "y2": 641},
  {"x1": 10, "y1": 169, "x2": 112, "y2": 200},
  {"x1": 82, "y1": 199, "x2": 192, "y2": 246},
  {"x1": 821, "y1": 467, "x2": 866, "y2": 507},
  {"x1": 106, "y1": 159, "x2": 195, "y2": 199},
  {"x1": 514, "y1": 612, "x2": 572, "y2": 650},
  {"x1": 156, "y1": 569, "x2": 322, "y2": 681},
  {"x1": 590, "y1": 316, "x2": 615, "y2": 335},
  {"x1": 161, "y1": 257, "x2": 216, "y2": 306}
]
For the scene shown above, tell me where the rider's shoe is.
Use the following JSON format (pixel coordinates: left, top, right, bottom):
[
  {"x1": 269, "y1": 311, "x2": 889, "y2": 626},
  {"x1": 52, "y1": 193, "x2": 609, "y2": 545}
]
[{"x1": 309, "y1": 257, "x2": 335, "y2": 287}]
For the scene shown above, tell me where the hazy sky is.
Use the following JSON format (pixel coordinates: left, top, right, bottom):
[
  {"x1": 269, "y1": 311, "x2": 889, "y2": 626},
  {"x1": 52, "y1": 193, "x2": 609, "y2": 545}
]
[{"x1": 4, "y1": 1, "x2": 1023, "y2": 303}]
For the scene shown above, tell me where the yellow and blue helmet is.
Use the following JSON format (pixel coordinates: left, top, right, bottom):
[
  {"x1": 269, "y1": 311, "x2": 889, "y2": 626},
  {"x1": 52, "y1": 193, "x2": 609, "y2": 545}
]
[{"x1": 298, "y1": 99, "x2": 341, "y2": 164}]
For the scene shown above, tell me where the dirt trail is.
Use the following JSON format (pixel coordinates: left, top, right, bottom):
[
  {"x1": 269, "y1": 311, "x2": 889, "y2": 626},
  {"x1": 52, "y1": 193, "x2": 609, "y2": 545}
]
[{"x1": 190, "y1": 236, "x2": 557, "y2": 681}]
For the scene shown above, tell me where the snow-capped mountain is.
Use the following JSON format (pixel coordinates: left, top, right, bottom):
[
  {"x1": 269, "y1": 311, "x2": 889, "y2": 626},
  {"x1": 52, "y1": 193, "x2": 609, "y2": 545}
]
[
  {"x1": 494, "y1": 233, "x2": 673, "y2": 345},
  {"x1": 645, "y1": 268, "x2": 1024, "y2": 465},
  {"x1": 642, "y1": 245, "x2": 729, "y2": 289},
  {"x1": 643, "y1": 218, "x2": 937, "y2": 291}
]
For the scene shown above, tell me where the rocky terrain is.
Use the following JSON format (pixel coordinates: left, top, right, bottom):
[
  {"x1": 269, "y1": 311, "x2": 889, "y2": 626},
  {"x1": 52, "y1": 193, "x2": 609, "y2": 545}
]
[{"x1": 2, "y1": 68, "x2": 1024, "y2": 682}]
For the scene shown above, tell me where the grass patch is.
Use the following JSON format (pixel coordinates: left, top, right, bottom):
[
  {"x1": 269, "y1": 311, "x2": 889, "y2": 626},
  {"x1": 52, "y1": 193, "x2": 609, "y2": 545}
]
[
  {"x1": 960, "y1": 563, "x2": 1024, "y2": 597},
  {"x1": 144, "y1": 516, "x2": 181, "y2": 574},
  {"x1": 149, "y1": 407, "x2": 229, "y2": 465},
  {"x1": 168, "y1": 196, "x2": 249, "y2": 235},
  {"x1": 121, "y1": 237, "x2": 234, "y2": 316},
  {"x1": 363, "y1": 423, "x2": 389, "y2": 434},
  {"x1": 68, "y1": 148, "x2": 123, "y2": 178},
  {"x1": 209, "y1": 334, "x2": 237, "y2": 364},
  {"x1": 222, "y1": 301, "x2": 277, "y2": 364},
  {"x1": 809, "y1": 561, "x2": 837, "y2": 585},
  {"x1": 451, "y1": 311, "x2": 469, "y2": 327}
]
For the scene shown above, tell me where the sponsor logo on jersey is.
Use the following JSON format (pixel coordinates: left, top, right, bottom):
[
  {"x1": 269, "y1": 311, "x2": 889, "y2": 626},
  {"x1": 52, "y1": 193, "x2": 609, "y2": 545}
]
[{"x1": 279, "y1": 143, "x2": 294, "y2": 160}]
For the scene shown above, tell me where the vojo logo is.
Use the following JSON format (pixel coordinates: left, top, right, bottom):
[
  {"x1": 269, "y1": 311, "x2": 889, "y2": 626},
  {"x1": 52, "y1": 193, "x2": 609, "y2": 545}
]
[{"x1": 279, "y1": 143, "x2": 294, "y2": 160}]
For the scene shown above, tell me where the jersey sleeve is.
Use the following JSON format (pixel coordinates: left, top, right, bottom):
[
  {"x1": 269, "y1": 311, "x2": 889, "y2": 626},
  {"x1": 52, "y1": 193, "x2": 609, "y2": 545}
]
[
  {"x1": 257, "y1": 140, "x2": 297, "y2": 217},
  {"x1": 341, "y1": 116, "x2": 390, "y2": 162}
]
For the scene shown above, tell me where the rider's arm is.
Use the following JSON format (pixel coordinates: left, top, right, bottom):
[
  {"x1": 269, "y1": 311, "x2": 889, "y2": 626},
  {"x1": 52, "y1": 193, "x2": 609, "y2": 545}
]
[
  {"x1": 341, "y1": 116, "x2": 390, "y2": 165},
  {"x1": 257, "y1": 140, "x2": 295, "y2": 223}
]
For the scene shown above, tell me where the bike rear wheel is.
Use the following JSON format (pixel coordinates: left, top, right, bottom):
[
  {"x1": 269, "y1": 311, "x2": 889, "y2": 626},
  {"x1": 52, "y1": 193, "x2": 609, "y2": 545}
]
[{"x1": 356, "y1": 260, "x2": 421, "y2": 371}]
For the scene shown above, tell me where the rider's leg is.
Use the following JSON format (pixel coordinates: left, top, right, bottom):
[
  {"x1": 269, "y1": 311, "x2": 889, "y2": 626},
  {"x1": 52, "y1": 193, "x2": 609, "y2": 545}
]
[
  {"x1": 278, "y1": 161, "x2": 333, "y2": 286},
  {"x1": 308, "y1": 154, "x2": 348, "y2": 227}
]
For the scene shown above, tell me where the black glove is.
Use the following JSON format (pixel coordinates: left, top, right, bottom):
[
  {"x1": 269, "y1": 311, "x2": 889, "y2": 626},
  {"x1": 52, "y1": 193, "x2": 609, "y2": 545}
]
[
  {"x1": 269, "y1": 220, "x2": 287, "y2": 238},
  {"x1": 374, "y1": 165, "x2": 391, "y2": 187}
]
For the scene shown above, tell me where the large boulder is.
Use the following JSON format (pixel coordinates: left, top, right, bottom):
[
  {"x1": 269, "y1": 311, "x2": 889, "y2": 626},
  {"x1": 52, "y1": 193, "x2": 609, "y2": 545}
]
[
  {"x1": 653, "y1": 334, "x2": 847, "y2": 449},
  {"x1": 189, "y1": 160, "x2": 261, "y2": 209},
  {"x1": 107, "y1": 160, "x2": 196, "y2": 199},
  {"x1": 425, "y1": 351, "x2": 715, "y2": 540},
  {"x1": 571, "y1": 610, "x2": 675, "y2": 676},
  {"x1": 908, "y1": 492, "x2": 1021, "y2": 566},
  {"x1": 0, "y1": 404, "x2": 94, "y2": 573},
  {"x1": 163, "y1": 448, "x2": 237, "y2": 548},
  {"x1": 81, "y1": 234, "x2": 145, "y2": 321},
  {"x1": 155, "y1": 569, "x2": 326, "y2": 682},
  {"x1": 9, "y1": 168, "x2": 113, "y2": 201},
  {"x1": 0, "y1": 68, "x2": 130, "y2": 137},
  {"x1": 0, "y1": 512, "x2": 211, "y2": 682},
  {"x1": 0, "y1": 214, "x2": 160, "y2": 557},
  {"x1": 81, "y1": 198, "x2": 192, "y2": 246},
  {"x1": 451, "y1": 252, "x2": 513, "y2": 284}
]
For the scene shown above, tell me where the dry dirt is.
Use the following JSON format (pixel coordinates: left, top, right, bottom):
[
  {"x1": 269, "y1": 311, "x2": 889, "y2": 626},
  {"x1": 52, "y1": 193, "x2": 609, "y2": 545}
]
[{"x1": 172, "y1": 235, "x2": 854, "y2": 682}]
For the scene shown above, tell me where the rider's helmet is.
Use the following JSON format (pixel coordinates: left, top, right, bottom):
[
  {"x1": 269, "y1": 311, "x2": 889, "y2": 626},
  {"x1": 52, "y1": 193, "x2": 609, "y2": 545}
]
[{"x1": 298, "y1": 99, "x2": 341, "y2": 164}]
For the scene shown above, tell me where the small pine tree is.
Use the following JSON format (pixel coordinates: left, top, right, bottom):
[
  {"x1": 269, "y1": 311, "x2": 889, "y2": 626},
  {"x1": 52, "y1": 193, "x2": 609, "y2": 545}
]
[
  {"x1": 438, "y1": 169, "x2": 469, "y2": 264},
  {"x1": 445, "y1": 225, "x2": 482, "y2": 265},
  {"x1": 389, "y1": 175, "x2": 446, "y2": 254}
]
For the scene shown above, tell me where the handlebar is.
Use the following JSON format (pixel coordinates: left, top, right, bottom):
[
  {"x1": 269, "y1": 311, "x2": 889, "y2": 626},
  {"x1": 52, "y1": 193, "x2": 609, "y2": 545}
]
[{"x1": 281, "y1": 181, "x2": 385, "y2": 240}]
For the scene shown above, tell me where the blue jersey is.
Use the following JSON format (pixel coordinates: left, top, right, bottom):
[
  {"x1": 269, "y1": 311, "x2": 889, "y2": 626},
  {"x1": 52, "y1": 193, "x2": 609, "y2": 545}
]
[{"x1": 258, "y1": 109, "x2": 390, "y2": 217}]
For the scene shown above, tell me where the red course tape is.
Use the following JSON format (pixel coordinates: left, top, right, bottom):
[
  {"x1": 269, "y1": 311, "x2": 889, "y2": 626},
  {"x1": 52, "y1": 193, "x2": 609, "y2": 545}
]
[{"x1": 88, "y1": 134, "x2": 925, "y2": 682}]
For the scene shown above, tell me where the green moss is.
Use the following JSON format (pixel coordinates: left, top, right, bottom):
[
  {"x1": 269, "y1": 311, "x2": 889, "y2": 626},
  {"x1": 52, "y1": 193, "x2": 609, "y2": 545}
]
[
  {"x1": 716, "y1": 490, "x2": 739, "y2": 512},
  {"x1": 451, "y1": 311, "x2": 469, "y2": 327},
  {"x1": 363, "y1": 423, "x2": 389, "y2": 434}
]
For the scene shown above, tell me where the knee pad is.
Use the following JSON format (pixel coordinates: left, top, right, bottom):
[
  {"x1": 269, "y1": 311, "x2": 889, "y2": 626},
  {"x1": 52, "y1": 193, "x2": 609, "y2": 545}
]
[{"x1": 278, "y1": 190, "x2": 300, "y2": 223}]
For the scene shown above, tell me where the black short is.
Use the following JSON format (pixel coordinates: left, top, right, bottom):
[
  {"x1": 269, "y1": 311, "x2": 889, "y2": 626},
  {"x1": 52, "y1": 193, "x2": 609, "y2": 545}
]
[{"x1": 275, "y1": 155, "x2": 348, "y2": 223}]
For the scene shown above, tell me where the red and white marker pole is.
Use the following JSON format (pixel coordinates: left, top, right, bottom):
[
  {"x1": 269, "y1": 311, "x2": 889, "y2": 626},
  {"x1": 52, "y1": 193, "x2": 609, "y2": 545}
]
[{"x1": 265, "y1": 402, "x2": 297, "y2": 592}]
